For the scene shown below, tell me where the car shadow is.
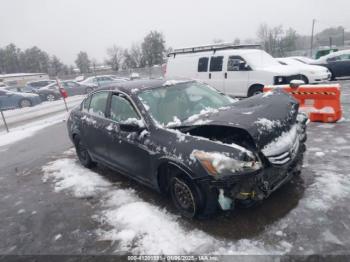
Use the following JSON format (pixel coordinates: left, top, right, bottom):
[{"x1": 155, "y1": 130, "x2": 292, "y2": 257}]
[{"x1": 92, "y1": 162, "x2": 309, "y2": 240}]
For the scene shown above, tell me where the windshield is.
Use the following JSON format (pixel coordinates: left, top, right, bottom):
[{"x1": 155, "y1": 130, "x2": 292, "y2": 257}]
[
  {"x1": 137, "y1": 82, "x2": 235, "y2": 126},
  {"x1": 244, "y1": 51, "x2": 280, "y2": 68}
]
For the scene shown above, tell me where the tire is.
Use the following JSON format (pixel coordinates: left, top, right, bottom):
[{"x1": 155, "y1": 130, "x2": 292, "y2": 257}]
[
  {"x1": 19, "y1": 98, "x2": 32, "y2": 108},
  {"x1": 46, "y1": 93, "x2": 56, "y2": 101},
  {"x1": 248, "y1": 85, "x2": 263, "y2": 97},
  {"x1": 73, "y1": 135, "x2": 96, "y2": 168},
  {"x1": 170, "y1": 174, "x2": 203, "y2": 219},
  {"x1": 85, "y1": 87, "x2": 93, "y2": 94}
]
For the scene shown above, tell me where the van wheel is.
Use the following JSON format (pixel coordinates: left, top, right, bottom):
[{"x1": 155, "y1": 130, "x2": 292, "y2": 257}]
[{"x1": 248, "y1": 85, "x2": 263, "y2": 97}]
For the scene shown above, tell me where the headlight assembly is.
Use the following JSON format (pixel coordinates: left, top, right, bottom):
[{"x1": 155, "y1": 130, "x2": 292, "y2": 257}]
[{"x1": 192, "y1": 150, "x2": 262, "y2": 177}]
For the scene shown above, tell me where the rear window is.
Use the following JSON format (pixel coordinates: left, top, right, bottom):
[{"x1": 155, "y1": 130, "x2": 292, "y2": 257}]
[
  {"x1": 198, "y1": 57, "x2": 209, "y2": 72},
  {"x1": 210, "y1": 56, "x2": 223, "y2": 72}
]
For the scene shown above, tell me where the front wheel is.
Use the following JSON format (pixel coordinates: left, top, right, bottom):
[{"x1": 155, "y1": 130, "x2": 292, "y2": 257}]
[
  {"x1": 170, "y1": 176, "x2": 202, "y2": 218},
  {"x1": 248, "y1": 85, "x2": 263, "y2": 97},
  {"x1": 46, "y1": 93, "x2": 57, "y2": 101},
  {"x1": 74, "y1": 135, "x2": 96, "y2": 168}
]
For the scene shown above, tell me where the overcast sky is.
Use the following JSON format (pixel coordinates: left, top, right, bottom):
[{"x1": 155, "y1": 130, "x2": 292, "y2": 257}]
[{"x1": 1, "y1": 0, "x2": 349, "y2": 65}]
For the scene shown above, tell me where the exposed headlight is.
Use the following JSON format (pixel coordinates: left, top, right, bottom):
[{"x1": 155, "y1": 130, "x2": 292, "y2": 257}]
[{"x1": 192, "y1": 150, "x2": 262, "y2": 176}]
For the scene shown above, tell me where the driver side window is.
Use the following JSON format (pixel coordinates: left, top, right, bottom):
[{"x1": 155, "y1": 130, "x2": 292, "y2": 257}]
[
  {"x1": 109, "y1": 94, "x2": 140, "y2": 122},
  {"x1": 227, "y1": 56, "x2": 248, "y2": 71}
]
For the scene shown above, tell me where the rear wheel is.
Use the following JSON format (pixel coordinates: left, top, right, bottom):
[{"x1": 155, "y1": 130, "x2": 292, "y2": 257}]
[
  {"x1": 73, "y1": 135, "x2": 96, "y2": 168},
  {"x1": 19, "y1": 99, "x2": 32, "y2": 108},
  {"x1": 46, "y1": 94, "x2": 56, "y2": 101},
  {"x1": 248, "y1": 85, "x2": 263, "y2": 97}
]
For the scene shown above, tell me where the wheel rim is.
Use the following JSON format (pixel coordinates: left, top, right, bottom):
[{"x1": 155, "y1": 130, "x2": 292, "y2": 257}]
[
  {"x1": 20, "y1": 99, "x2": 31, "y2": 107},
  {"x1": 173, "y1": 178, "x2": 196, "y2": 215},
  {"x1": 86, "y1": 88, "x2": 92, "y2": 94},
  {"x1": 47, "y1": 94, "x2": 55, "y2": 101}
]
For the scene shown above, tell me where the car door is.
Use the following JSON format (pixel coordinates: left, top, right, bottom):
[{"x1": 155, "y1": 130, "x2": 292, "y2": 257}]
[
  {"x1": 224, "y1": 56, "x2": 249, "y2": 97},
  {"x1": 327, "y1": 56, "x2": 342, "y2": 77},
  {"x1": 207, "y1": 56, "x2": 225, "y2": 92},
  {"x1": 81, "y1": 91, "x2": 111, "y2": 160},
  {"x1": 105, "y1": 93, "x2": 151, "y2": 182}
]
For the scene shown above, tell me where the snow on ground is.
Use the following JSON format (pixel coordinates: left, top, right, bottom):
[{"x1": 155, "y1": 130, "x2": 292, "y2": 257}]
[
  {"x1": 42, "y1": 151, "x2": 287, "y2": 255},
  {"x1": 0, "y1": 113, "x2": 67, "y2": 147}
]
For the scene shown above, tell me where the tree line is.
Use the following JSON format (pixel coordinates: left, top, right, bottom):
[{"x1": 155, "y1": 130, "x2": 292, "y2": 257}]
[
  {"x1": 0, "y1": 30, "x2": 168, "y2": 76},
  {"x1": 1, "y1": 26, "x2": 349, "y2": 76}
]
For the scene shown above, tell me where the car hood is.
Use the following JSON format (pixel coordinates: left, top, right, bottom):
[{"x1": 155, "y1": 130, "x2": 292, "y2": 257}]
[
  {"x1": 182, "y1": 91, "x2": 299, "y2": 150},
  {"x1": 258, "y1": 65, "x2": 300, "y2": 75}
]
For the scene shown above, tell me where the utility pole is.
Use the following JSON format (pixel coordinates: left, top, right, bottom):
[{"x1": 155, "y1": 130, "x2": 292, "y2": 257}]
[
  {"x1": 310, "y1": 19, "x2": 316, "y2": 58},
  {"x1": 343, "y1": 27, "x2": 345, "y2": 46}
]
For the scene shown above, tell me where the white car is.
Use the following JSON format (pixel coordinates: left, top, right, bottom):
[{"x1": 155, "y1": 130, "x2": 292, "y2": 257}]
[
  {"x1": 277, "y1": 57, "x2": 331, "y2": 84},
  {"x1": 165, "y1": 44, "x2": 302, "y2": 97}
]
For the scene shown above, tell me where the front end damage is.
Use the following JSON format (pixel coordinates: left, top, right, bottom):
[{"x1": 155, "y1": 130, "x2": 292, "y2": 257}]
[{"x1": 193, "y1": 112, "x2": 308, "y2": 211}]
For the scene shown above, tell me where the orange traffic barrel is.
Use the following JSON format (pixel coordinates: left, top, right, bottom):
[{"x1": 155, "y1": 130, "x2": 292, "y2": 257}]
[{"x1": 264, "y1": 83, "x2": 342, "y2": 123}]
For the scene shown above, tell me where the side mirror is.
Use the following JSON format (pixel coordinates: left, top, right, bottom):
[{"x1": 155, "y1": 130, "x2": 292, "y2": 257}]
[{"x1": 119, "y1": 122, "x2": 145, "y2": 133}]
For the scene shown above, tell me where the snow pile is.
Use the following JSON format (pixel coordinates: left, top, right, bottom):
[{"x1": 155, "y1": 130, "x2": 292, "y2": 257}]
[
  {"x1": 0, "y1": 113, "x2": 66, "y2": 147},
  {"x1": 185, "y1": 108, "x2": 219, "y2": 123},
  {"x1": 120, "y1": 118, "x2": 145, "y2": 128},
  {"x1": 162, "y1": 80, "x2": 188, "y2": 86},
  {"x1": 166, "y1": 116, "x2": 182, "y2": 127},
  {"x1": 42, "y1": 152, "x2": 287, "y2": 255},
  {"x1": 42, "y1": 158, "x2": 111, "y2": 198}
]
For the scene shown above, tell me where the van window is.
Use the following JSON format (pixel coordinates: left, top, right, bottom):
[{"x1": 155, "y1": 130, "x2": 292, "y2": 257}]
[
  {"x1": 227, "y1": 56, "x2": 248, "y2": 71},
  {"x1": 209, "y1": 56, "x2": 223, "y2": 72},
  {"x1": 198, "y1": 57, "x2": 209, "y2": 72}
]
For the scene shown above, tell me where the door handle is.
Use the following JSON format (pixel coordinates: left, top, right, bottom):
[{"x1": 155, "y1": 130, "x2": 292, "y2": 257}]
[
  {"x1": 209, "y1": 73, "x2": 211, "y2": 79},
  {"x1": 224, "y1": 72, "x2": 227, "y2": 79}
]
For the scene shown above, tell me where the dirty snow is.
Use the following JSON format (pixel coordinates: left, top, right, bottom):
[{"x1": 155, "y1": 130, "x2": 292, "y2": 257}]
[{"x1": 42, "y1": 151, "x2": 287, "y2": 255}]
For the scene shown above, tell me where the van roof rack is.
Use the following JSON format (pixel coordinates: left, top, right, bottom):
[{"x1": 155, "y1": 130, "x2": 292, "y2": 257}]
[{"x1": 167, "y1": 43, "x2": 261, "y2": 57}]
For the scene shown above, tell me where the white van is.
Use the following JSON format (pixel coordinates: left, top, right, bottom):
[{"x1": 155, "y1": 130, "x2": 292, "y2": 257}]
[{"x1": 165, "y1": 44, "x2": 302, "y2": 97}]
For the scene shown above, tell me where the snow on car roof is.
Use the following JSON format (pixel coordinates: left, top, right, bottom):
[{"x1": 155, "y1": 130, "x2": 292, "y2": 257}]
[{"x1": 97, "y1": 79, "x2": 193, "y2": 94}]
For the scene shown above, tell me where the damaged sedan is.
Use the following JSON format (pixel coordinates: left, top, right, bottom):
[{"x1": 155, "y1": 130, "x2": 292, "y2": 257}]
[{"x1": 67, "y1": 80, "x2": 307, "y2": 218}]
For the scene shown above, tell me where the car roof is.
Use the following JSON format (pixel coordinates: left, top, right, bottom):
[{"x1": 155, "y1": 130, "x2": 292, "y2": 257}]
[
  {"x1": 96, "y1": 79, "x2": 192, "y2": 94},
  {"x1": 318, "y1": 49, "x2": 350, "y2": 61}
]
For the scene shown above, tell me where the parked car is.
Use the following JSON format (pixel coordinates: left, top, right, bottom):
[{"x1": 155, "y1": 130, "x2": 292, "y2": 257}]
[
  {"x1": 80, "y1": 75, "x2": 127, "y2": 88},
  {"x1": 165, "y1": 44, "x2": 303, "y2": 97},
  {"x1": 0, "y1": 88, "x2": 42, "y2": 110},
  {"x1": 67, "y1": 79, "x2": 307, "y2": 218},
  {"x1": 36, "y1": 80, "x2": 97, "y2": 101},
  {"x1": 276, "y1": 57, "x2": 331, "y2": 83},
  {"x1": 313, "y1": 50, "x2": 350, "y2": 80},
  {"x1": 23, "y1": 80, "x2": 55, "y2": 93}
]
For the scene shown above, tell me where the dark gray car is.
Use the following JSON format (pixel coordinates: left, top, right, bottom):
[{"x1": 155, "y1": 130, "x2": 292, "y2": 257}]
[
  {"x1": 36, "y1": 81, "x2": 97, "y2": 101},
  {"x1": 0, "y1": 89, "x2": 42, "y2": 110},
  {"x1": 22, "y1": 80, "x2": 55, "y2": 93}
]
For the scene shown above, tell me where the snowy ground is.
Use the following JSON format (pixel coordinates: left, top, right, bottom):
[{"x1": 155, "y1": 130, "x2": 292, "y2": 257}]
[
  {"x1": 0, "y1": 95, "x2": 84, "y2": 130},
  {"x1": 1, "y1": 80, "x2": 350, "y2": 257}
]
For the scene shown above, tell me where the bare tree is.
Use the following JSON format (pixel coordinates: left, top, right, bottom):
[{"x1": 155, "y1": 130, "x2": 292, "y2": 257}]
[{"x1": 106, "y1": 45, "x2": 124, "y2": 71}]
